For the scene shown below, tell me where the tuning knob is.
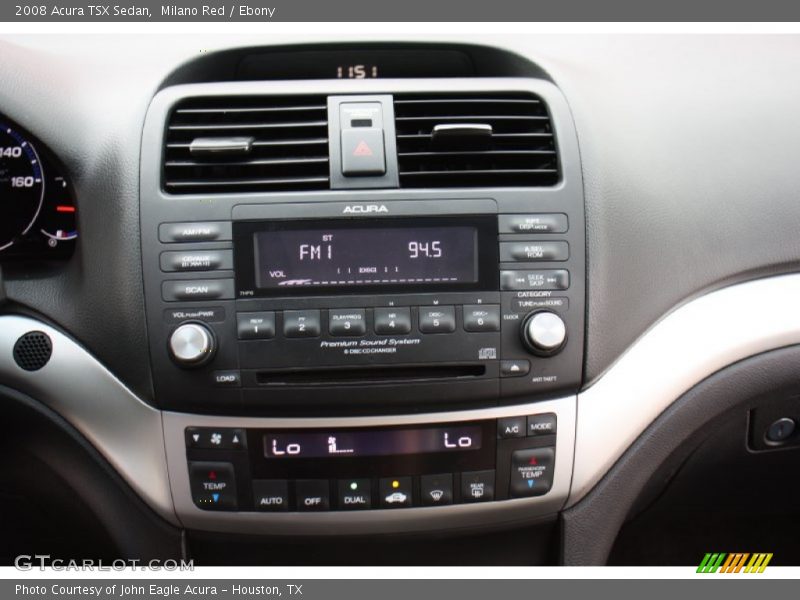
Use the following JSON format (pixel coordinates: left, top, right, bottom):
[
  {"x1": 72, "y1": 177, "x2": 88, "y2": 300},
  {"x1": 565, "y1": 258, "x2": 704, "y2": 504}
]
[
  {"x1": 168, "y1": 322, "x2": 216, "y2": 367},
  {"x1": 521, "y1": 311, "x2": 567, "y2": 356}
]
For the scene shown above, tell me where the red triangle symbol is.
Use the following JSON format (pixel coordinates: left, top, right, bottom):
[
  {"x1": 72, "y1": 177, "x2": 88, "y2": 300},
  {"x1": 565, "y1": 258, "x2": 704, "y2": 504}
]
[
  {"x1": 208, "y1": 471, "x2": 217, "y2": 480},
  {"x1": 353, "y1": 141, "x2": 373, "y2": 157},
  {"x1": 529, "y1": 457, "x2": 538, "y2": 465}
]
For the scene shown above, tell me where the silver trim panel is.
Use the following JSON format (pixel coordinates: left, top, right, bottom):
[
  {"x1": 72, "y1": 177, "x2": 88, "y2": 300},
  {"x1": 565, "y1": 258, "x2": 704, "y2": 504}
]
[
  {"x1": 0, "y1": 315, "x2": 178, "y2": 525},
  {"x1": 569, "y1": 273, "x2": 800, "y2": 505}
]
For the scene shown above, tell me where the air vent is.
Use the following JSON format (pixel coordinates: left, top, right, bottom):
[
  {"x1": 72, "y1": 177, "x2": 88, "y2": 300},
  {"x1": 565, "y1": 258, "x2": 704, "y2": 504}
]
[
  {"x1": 394, "y1": 93, "x2": 559, "y2": 188},
  {"x1": 164, "y1": 96, "x2": 330, "y2": 194}
]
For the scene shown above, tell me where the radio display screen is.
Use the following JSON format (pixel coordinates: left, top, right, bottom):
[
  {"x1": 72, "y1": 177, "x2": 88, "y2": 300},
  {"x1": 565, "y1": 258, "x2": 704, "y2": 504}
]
[
  {"x1": 254, "y1": 225, "x2": 477, "y2": 290},
  {"x1": 234, "y1": 215, "x2": 499, "y2": 297},
  {"x1": 263, "y1": 424, "x2": 482, "y2": 459}
]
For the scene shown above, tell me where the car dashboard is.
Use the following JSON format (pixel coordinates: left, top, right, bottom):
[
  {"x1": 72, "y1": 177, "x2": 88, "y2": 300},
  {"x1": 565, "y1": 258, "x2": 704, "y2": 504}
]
[{"x1": 1, "y1": 34, "x2": 800, "y2": 566}]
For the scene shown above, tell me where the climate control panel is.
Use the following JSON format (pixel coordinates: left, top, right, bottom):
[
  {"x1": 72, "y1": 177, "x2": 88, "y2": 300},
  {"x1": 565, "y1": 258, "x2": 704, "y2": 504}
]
[{"x1": 183, "y1": 413, "x2": 557, "y2": 513}]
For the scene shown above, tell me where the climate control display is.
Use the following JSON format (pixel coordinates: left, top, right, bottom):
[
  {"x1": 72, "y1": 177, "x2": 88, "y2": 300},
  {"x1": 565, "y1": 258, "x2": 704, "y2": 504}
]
[{"x1": 263, "y1": 425, "x2": 483, "y2": 459}]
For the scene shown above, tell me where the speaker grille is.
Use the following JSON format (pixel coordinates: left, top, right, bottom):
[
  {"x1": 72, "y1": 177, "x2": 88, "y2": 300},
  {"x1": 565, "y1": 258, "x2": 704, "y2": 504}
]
[{"x1": 13, "y1": 331, "x2": 53, "y2": 371}]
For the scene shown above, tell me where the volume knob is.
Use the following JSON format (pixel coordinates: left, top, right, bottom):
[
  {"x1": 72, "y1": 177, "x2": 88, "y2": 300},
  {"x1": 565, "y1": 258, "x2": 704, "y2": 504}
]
[
  {"x1": 169, "y1": 322, "x2": 216, "y2": 367},
  {"x1": 522, "y1": 311, "x2": 567, "y2": 356}
]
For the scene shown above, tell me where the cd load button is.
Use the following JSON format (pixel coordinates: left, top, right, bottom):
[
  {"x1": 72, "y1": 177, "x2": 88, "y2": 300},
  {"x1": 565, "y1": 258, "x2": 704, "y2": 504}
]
[
  {"x1": 329, "y1": 309, "x2": 367, "y2": 336},
  {"x1": 500, "y1": 270, "x2": 569, "y2": 291},
  {"x1": 237, "y1": 312, "x2": 276, "y2": 340},
  {"x1": 499, "y1": 214, "x2": 568, "y2": 234},
  {"x1": 159, "y1": 221, "x2": 232, "y2": 243},
  {"x1": 283, "y1": 310, "x2": 322, "y2": 338},
  {"x1": 373, "y1": 307, "x2": 412, "y2": 335},
  {"x1": 162, "y1": 279, "x2": 235, "y2": 302},
  {"x1": 160, "y1": 250, "x2": 233, "y2": 273},
  {"x1": 418, "y1": 306, "x2": 456, "y2": 334},
  {"x1": 463, "y1": 305, "x2": 501, "y2": 332}
]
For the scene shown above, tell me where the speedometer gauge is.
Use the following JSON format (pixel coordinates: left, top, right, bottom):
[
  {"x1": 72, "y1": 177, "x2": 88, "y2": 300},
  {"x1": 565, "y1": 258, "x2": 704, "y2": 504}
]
[{"x1": 0, "y1": 123, "x2": 45, "y2": 251}]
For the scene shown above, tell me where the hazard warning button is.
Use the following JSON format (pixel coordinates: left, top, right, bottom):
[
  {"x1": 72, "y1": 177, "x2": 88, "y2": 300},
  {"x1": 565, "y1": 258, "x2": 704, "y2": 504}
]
[{"x1": 341, "y1": 128, "x2": 386, "y2": 176}]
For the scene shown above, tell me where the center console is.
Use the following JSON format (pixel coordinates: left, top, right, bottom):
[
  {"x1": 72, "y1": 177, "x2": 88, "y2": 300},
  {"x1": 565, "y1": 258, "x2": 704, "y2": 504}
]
[{"x1": 140, "y1": 75, "x2": 585, "y2": 533}]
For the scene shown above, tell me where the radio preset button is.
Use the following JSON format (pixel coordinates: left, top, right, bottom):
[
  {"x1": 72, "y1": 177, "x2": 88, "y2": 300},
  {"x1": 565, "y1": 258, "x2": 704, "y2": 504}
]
[
  {"x1": 237, "y1": 312, "x2": 276, "y2": 340},
  {"x1": 500, "y1": 241, "x2": 569, "y2": 262},
  {"x1": 379, "y1": 477, "x2": 413, "y2": 508},
  {"x1": 159, "y1": 221, "x2": 232, "y2": 243},
  {"x1": 162, "y1": 279, "x2": 235, "y2": 302},
  {"x1": 418, "y1": 306, "x2": 456, "y2": 334},
  {"x1": 421, "y1": 473, "x2": 453, "y2": 506},
  {"x1": 283, "y1": 310, "x2": 322, "y2": 338},
  {"x1": 295, "y1": 479, "x2": 331, "y2": 512},
  {"x1": 500, "y1": 270, "x2": 570, "y2": 291},
  {"x1": 373, "y1": 307, "x2": 412, "y2": 335},
  {"x1": 499, "y1": 214, "x2": 568, "y2": 234},
  {"x1": 160, "y1": 249, "x2": 233, "y2": 272},
  {"x1": 253, "y1": 480, "x2": 289, "y2": 512},
  {"x1": 463, "y1": 305, "x2": 501, "y2": 332},
  {"x1": 329, "y1": 309, "x2": 367, "y2": 336},
  {"x1": 461, "y1": 470, "x2": 495, "y2": 503},
  {"x1": 337, "y1": 478, "x2": 372, "y2": 510}
]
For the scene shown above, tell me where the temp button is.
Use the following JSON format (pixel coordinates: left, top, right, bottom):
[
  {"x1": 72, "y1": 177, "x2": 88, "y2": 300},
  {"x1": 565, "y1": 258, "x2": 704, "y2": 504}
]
[{"x1": 510, "y1": 447, "x2": 555, "y2": 498}]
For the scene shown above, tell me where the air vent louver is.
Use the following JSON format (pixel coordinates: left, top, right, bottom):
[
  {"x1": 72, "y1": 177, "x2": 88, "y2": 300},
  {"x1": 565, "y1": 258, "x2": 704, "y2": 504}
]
[
  {"x1": 164, "y1": 96, "x2": 330, "y2": 194},
  {"x1": 394, "y1": 93, "x2": 559, "y2": 188}
]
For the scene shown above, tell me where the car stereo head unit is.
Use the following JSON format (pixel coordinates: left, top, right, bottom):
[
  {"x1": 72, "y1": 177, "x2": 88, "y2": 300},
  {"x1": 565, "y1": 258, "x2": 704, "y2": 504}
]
[
  {"x1": 140, "y1": 85, "x2": 585, "y2": 418},
  {"x1": 233, "y1": 214, "x2": 498, "y2": 297},
  {"x1": 143, "y1": 198, "x2": 584, "y2": 416}
]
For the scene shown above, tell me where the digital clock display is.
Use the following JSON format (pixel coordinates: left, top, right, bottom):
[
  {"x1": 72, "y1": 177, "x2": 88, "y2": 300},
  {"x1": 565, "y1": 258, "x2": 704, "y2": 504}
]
[{"x1": 253, "y1": 224, "x2": 478, "y2": 290}]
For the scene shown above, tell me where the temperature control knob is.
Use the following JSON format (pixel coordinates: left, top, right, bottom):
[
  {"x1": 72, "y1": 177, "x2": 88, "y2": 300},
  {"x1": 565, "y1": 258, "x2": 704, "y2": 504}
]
[
  {"x1": 168, "y1": 322, "x2": 216, "y2": 368},
  {"x1": 521, "y1": 311, "x2": 567, "y2": 356}
]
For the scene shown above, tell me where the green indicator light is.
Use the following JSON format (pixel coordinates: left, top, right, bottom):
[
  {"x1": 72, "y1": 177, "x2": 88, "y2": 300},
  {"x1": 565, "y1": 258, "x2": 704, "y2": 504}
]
[{"x1": 350, "y1": 482, "x2": 358, "y2": 491}]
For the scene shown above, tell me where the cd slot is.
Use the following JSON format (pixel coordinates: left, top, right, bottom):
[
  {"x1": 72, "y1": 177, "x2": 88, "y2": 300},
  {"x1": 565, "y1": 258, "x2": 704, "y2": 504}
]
[{"x1": 255, "y1": 364, "x2": 486, "y2": 386}]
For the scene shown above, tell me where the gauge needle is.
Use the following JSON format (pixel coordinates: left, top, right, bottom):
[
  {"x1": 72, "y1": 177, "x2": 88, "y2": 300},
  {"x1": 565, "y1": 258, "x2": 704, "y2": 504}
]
[{"x1": 56, "y1": 205, "x2": 76, "y2": 213}]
